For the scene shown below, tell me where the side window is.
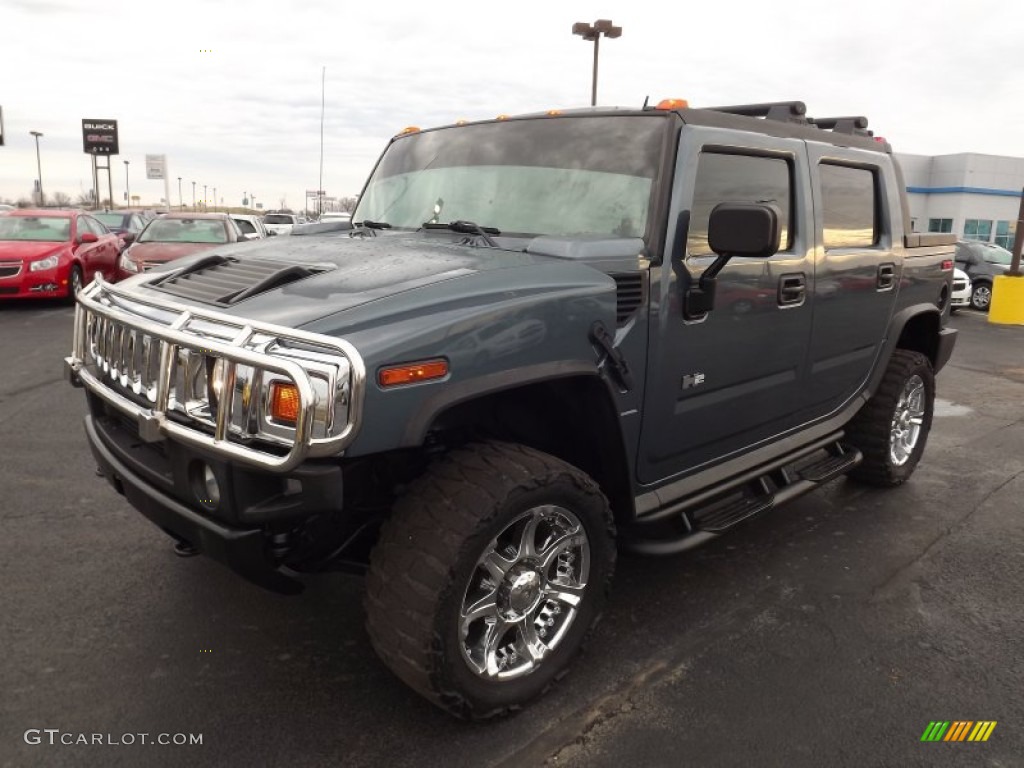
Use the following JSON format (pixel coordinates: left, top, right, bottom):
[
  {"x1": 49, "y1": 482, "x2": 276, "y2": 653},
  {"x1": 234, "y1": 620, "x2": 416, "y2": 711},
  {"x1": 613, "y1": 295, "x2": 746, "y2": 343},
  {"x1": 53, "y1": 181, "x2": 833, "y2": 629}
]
[
  {"x1": 820, "y1": 163, "x2": 877, "y2": 249},
  {"x1": 235, "y1": 219, "x2": 257, "y2": 235},
  {"x1": 687, "y1": 151, "x2": 792, "y2": 257},
  {"x1": 80, "y1": 217, "x2": 101, "y2": 236}
]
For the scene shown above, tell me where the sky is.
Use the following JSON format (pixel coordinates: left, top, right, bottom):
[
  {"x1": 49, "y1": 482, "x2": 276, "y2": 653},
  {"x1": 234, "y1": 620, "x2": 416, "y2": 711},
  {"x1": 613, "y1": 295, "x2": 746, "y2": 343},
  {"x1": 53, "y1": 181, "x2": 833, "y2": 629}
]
[{"x1": 1, "y1": 0, "x2": 1022, "y2": 211}]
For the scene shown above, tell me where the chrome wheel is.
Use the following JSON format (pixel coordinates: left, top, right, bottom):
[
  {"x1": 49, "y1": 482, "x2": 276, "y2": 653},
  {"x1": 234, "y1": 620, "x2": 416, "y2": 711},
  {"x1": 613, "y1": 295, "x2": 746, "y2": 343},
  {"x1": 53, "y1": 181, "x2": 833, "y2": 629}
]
[
  {"x1": 459, "y1": 505, "x2": 590, "y2": 681},
  {"x1": 890, "y1": 374, "x2": 925, "y2": 466},
  {"x1": 971, "y1": 284, "x2": 991, "y2": 310},
  {"x1": 70, "y1": 268, "x2": 83, "y2": 295}
]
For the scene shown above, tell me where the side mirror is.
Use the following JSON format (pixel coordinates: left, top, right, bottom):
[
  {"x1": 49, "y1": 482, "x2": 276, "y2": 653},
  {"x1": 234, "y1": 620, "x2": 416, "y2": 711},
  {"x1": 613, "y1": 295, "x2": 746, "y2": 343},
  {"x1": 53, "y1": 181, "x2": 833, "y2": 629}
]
[
  {"x1": 685, "y1": 203, "x2": 781, "y2": 319},
  {"x1": 708, "y1": 203, "x2": 781, "y2": 258},
  {"x1": 79, "y1": 232, "x2": 99, "y2": 244},
  {"x1": 121, "y1": 232, "x2": 136, "y2": 245}
]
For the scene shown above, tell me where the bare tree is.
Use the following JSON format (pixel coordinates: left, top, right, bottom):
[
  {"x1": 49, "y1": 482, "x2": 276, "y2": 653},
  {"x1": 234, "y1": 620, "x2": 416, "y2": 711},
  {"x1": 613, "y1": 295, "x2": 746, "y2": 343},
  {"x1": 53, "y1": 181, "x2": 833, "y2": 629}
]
[
  {"x1": 16, "y1": 197, "x2": 33, "y2": 208},
  {"x1": 75, "y1": 191, "x2": 96, "y2": 207},
  {"x1": 52, "y1": 191, "x2": 71, "y2": 207},
  {"x1": 339, "y1": 196, "x2": 358, "y2": 213}
]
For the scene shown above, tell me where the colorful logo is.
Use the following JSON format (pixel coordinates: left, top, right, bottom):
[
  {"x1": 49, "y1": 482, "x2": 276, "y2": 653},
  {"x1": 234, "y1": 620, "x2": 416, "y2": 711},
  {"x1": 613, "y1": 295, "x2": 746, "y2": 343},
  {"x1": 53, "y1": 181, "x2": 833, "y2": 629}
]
[{"x1": 921, "y1": 721, "x2": 997, "y2": 742}]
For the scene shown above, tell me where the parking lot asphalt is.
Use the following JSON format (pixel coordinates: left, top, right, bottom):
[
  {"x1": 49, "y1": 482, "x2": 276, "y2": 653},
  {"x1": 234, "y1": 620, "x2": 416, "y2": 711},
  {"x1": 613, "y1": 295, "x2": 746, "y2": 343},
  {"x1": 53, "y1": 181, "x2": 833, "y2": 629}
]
[{"x1": 1, "y1": 303, "x2": 1022, "y2": 768}]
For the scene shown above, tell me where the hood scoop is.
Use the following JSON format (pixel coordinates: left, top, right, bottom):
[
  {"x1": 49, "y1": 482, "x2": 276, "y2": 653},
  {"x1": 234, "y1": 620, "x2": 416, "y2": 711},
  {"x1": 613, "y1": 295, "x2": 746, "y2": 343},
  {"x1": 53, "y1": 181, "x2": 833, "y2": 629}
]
[{"x1": 150, "y1": 255, "x2": 329, "y2": 306}]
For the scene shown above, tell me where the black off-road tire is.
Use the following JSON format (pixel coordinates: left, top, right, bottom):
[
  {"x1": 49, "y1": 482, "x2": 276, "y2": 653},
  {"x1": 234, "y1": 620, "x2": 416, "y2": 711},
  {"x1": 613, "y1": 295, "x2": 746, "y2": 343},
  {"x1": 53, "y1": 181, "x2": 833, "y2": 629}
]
[
  {"x1": 364, "y1": 441, "x2": 616, "y2": 719},
  {"x1": 845, "y1": 349, "x2": 935, "y2": 487}
]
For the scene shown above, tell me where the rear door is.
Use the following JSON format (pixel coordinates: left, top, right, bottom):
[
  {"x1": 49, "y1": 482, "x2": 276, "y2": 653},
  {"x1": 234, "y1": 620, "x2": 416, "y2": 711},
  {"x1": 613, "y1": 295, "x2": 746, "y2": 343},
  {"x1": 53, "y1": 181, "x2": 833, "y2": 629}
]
[
  {"x1": 638, "y1": 127, "x2": 815, "y2": 484},
  {"x1": 803, "y1": 144, "x2": 903, "y2": 413}
]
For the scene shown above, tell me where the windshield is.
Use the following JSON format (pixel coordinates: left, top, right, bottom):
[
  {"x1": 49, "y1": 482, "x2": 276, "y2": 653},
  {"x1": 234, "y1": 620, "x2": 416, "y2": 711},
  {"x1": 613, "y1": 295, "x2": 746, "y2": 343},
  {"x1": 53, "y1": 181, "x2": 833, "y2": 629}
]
[
  {"x1": 139, "y1": 219, "x2": 228, "y2": 244},
  {"x1": 354, "y1": 116, "x2": 666, "y2": 238},
  {"x1": 0, "y1": 216, "x2": 70, "y2": 242},
  {"x1": 264, "y1": 214, "x2": 295, "y2": 224},
  {"x1": 93, "y1": 213, "x2": 126, "y2": 228}
]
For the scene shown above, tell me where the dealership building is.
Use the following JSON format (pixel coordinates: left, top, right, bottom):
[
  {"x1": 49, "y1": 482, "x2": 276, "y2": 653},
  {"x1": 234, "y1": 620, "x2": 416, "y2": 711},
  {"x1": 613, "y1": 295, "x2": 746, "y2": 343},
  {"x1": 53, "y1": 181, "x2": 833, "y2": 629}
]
[{"x1": 896, "y1": 153, "x2": 1023, "y2": 248}]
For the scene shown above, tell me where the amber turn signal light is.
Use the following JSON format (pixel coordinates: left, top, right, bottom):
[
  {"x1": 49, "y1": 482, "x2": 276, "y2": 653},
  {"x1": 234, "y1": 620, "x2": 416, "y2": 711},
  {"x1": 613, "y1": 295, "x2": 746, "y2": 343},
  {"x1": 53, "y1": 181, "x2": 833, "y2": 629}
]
[
  {"x1": 378, "y1": 360, "x2": 449, "y2": 388},
  {"x1": 269, "y1": 381, "x2": 300, "y2": 423}
]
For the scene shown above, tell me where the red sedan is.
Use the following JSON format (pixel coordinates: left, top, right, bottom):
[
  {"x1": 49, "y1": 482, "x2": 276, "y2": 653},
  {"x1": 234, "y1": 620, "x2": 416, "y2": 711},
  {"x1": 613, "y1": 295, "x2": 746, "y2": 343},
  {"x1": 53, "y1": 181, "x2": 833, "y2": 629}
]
[
  {"x1": 116, "y1": 213, "x2": 242, "y2": 279},
  {"x1": 0, "y1": 209, "x2": 123, "y2": 300}
]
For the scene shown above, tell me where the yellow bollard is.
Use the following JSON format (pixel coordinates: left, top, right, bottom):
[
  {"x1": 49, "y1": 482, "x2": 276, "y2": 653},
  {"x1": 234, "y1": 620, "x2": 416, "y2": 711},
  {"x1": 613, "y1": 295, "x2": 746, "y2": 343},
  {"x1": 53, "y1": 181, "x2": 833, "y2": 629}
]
[{"x1": 988, "y1": 275, "x2": 1024, "y2": 326}]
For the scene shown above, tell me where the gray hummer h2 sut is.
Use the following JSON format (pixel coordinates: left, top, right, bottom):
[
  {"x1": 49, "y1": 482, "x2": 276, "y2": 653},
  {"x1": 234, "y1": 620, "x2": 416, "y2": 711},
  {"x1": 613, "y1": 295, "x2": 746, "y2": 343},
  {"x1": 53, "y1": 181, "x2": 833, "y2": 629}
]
[{"x1": 65, "y1": 100, "x2": 958, "y2": 718}]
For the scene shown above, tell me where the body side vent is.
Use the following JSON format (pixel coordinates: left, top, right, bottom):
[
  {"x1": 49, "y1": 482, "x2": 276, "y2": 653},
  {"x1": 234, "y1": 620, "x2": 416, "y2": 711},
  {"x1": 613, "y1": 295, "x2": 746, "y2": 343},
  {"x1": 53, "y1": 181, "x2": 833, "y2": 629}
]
[{"x1": 612, "y1": 273, "x2": 644, "y2": 326}]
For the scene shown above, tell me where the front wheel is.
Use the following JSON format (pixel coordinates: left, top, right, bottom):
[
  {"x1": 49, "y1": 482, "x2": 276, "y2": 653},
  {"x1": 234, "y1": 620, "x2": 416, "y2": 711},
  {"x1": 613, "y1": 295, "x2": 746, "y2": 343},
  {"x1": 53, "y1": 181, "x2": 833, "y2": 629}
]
[
  {"x1": 68, "y1": 265, "x2": 84, "y2": 299},
  {"x1": 845, "y1": 349, "x2": 935, "y2": 487},
  {"x1": 365, "y1": 441, "x2": 616, "y2": 719}
]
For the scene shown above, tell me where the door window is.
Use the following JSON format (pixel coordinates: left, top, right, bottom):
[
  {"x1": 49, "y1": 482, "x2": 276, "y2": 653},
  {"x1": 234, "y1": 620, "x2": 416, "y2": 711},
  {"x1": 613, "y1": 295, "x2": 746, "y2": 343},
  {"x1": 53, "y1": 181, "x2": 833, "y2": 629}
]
[
  {"x1": 687, "y1": 152, "x2": 792, "y2": 257},
  {"x1": 820, "y1": 163, "x2": 877, "y2": 248}
]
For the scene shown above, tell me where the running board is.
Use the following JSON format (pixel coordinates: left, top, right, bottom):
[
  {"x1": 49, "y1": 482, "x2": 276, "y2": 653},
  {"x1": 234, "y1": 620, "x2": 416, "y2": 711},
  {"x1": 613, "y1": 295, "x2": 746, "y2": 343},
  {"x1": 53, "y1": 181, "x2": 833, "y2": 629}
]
[{"x1": 622, "y1": 441, "x2": 862, "y2": 555}]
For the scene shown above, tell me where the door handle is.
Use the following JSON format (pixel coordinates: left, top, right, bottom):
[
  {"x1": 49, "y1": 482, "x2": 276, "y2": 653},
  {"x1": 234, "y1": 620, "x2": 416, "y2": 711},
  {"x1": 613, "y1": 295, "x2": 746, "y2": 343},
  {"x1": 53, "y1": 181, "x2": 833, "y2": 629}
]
[
  {"x1": 778, "y1": 273, "x2": 806, "y2": 306},
  {"x1": 877, "y1": 263, "x2": 896, "y2": 290}
]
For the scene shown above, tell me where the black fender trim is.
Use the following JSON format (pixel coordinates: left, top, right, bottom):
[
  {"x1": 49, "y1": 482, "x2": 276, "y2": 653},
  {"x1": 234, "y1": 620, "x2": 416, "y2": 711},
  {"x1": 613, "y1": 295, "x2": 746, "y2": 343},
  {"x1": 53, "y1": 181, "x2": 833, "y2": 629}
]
[{"x1": 399, "y1": 361, "x2": 599, "y2": 446}]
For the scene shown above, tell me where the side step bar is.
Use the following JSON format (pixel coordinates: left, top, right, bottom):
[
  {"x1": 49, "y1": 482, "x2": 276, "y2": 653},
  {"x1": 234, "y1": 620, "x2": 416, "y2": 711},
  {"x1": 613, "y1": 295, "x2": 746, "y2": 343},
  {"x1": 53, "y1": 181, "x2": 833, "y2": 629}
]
[{"x1": 622, "y1": 441, "x2": 861, "y2": 555}]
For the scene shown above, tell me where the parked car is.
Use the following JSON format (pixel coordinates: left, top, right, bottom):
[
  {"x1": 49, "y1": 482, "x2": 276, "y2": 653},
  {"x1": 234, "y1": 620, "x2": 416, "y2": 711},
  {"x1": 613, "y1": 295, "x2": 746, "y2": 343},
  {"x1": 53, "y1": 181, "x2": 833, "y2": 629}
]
[
  {"x1": 230, "y1": 213, "x2": 271, "y2": 240},
  {"x1": 92, "y1": 211, "x2": 149, "y2": 245},
  {"x1": 0, "y1": 209, "x2": 122, "y2": 299},
  {"x1": 950, "y1": 268, "x2": 971, "y2": 311},
  {"x1": 263, "y1": 212, "x2": 300, "y2": 236},
  {"x1": 116, "y1": 212, "x2": 242, "y2": 279},
  {"x1": 0, "y1": 203, "x2": 15, "y2": 213},
  {"x1": 954, "y1": 240, "x2": 1014, "y2": 311}
]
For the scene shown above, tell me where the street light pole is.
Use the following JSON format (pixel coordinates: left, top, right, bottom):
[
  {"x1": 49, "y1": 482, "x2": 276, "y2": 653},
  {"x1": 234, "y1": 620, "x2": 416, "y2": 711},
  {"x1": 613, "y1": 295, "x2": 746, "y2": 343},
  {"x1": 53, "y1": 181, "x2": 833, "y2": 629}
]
[
  {"x1": 124, "y1": 160, "x2": 130, "y2": 209},
  {"x1": 213, "y1": 187, "x2": 217, "y2": 212},
  {"x1": 178, "y1": 177, "x2": 183, "y2": 211},
  {"x1": 203, "y1": 184, "x2": 207, "y2": 211},
  {"x1": 571, "y1": 19, "x2": 622, "y2": 107},
  {"x1": 192, "y1": 181, "x2": 196, "y2": 212},
  {"x1": 29, "y1": 131, "x2": 44, "y2": 206}
]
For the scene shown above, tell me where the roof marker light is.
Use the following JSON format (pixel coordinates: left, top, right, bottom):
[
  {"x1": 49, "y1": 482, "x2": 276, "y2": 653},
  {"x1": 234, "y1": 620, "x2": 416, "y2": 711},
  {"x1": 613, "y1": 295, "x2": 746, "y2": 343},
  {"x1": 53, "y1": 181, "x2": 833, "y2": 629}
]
[{"x1": 655, "y1": 98, "x2": 689, "y2": 110}]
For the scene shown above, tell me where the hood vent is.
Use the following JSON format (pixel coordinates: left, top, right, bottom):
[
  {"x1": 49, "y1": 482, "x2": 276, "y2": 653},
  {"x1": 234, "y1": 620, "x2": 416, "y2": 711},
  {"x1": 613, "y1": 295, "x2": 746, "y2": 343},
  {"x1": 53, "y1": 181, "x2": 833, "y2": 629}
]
[
  {"x1": 612, "y1": 273, "x2": 643, "y2": 326},
  {"x1": 150, "y1": 255, "x2": 328, "y2": 306}
]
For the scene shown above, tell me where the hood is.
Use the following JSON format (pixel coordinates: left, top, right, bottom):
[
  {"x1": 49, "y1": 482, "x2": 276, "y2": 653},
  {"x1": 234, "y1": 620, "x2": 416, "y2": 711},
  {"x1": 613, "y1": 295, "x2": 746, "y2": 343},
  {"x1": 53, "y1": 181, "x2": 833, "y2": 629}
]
[
  {"x1": 0, "y1": 240, "x2": 67, "y2": 262},
  {"x1": 127, "y1": 241, "x2": 220, "y2": 263},
  {"x1": 128, "y1": 231, "x2": 638, "y2": 329}
]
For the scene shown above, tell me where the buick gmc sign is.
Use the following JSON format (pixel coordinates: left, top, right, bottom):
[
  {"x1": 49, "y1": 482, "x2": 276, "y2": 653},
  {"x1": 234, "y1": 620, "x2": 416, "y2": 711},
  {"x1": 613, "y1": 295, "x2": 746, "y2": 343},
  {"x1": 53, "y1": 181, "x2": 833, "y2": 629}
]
[{"x1": 82, "y1": 119, "x2": 119, "y2": 155}]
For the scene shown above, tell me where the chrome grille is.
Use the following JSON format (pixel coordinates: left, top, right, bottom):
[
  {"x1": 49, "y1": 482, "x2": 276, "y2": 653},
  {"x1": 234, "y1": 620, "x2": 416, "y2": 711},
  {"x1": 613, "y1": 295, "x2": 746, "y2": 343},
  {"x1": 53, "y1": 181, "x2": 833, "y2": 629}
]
[{"x1": 65, "y1": 275, "x2": 365, "y2": 472}]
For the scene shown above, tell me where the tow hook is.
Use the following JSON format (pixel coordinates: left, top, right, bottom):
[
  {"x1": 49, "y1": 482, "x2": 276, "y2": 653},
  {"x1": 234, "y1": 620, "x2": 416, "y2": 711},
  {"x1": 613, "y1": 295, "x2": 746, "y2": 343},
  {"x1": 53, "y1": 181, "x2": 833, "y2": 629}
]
[{"x1": 173, "y1": 540, "x2": 200, "y2": 558}]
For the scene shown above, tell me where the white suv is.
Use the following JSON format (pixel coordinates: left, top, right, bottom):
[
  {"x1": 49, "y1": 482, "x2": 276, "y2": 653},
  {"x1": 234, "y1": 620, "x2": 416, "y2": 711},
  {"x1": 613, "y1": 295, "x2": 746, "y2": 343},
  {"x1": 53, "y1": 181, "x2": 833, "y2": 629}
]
[{"x1": 262, "y1": 213, "x2": 300, "y2": 236}]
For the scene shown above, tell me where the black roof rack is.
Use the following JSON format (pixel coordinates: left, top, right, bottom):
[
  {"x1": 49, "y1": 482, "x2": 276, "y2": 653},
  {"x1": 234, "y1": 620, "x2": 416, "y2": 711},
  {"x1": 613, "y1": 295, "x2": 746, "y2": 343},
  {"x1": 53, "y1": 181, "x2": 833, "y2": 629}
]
[
  {"x1": 677, "y1": 101, "x2": 878, "y2": 140},
  {"x1": 699, "y1": 101, "x2": 808, "y2": 124},
  {"x1": 810, "y1": 116, "x2": 870, "y2": 136}
]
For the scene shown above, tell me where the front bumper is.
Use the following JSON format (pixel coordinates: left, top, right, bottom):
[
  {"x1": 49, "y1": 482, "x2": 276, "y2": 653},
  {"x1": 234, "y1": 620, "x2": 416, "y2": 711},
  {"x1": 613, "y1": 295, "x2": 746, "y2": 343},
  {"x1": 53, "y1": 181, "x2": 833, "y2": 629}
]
[
  {"x1": 0, "y1": 266, "x2": 69, "y2": 298},
  {"x1": 84, "y1": 402, "x2": 346, "y2": 593}
]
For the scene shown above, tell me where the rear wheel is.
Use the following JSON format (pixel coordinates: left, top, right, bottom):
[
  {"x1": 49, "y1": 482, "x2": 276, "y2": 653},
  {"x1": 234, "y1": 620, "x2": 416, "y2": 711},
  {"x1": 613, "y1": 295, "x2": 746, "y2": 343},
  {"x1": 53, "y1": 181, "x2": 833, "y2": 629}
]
[
  {"x1": 365, "y1": 441, "x2": 615, "y2": 718},
  {"x1": 970, "y1": 282, "x2": 992, "y2": 311},
  {"x1": 845, "y1": 349, "x2": 935, "y2": 487}
]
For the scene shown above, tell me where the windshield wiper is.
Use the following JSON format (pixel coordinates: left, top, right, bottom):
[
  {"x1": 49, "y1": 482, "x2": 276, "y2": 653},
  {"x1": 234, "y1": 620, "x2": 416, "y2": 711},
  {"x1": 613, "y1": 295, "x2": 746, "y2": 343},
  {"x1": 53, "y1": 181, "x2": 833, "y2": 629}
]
[
  {"x1": 350, "y1": 220, "x2": 392, "y2": 237},
  {"x1": 423, "y1": 220, "x2": 500, "y2": 248}
]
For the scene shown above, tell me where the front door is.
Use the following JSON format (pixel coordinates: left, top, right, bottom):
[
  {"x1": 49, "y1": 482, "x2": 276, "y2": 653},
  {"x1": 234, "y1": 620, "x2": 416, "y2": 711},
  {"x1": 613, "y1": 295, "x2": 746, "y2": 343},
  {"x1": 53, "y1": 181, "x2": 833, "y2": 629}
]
[{"x1": 638, "y1": 128, "x2": 815, "y2": 485}]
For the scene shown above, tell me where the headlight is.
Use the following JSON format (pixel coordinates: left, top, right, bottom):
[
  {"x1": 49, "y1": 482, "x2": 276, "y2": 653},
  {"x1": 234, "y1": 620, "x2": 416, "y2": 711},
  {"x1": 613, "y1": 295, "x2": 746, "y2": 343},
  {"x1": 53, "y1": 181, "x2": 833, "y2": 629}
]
[
  {"x1": 118, "y1": 253, "x2": 140, "y2": 273},
  {"x1": 29, "y1": 254, "x2": 60, "y2": 271}
]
